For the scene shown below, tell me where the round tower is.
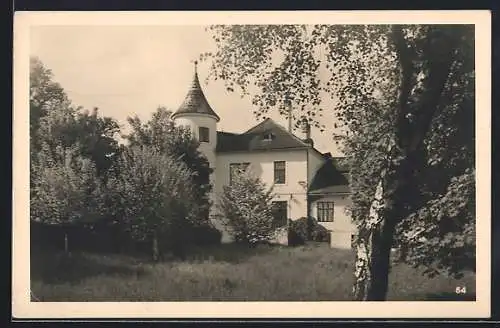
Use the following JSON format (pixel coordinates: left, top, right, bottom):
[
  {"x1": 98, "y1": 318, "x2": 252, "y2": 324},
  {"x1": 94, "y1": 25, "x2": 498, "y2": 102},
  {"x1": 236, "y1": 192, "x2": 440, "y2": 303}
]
[{"x1": 171, "y1": 61, "x2": 219, "y2": 169}]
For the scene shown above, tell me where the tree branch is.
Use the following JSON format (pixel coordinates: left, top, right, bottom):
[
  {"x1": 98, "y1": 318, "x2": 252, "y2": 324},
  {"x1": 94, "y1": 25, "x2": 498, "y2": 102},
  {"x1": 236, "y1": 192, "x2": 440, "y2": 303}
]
[
  {"x1": 409, "y1": 28, "x2": 458, "y2": 152},
  {"x1": 391, "y1": 25, "x2": 416, "y2": 149}
]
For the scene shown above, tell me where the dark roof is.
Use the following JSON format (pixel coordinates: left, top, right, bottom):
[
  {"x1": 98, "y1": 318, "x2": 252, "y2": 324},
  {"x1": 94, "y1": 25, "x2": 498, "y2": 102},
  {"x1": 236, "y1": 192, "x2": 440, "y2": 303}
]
[
  {"x1": 216, "y1": 118, "x2": 312, "y2": 153},
  {"x1": 171, "y1": 64, "x2": 220, "y2": 122},
  {"x1": 308, "y1": 157, "x2": 350, "y2": 195}
]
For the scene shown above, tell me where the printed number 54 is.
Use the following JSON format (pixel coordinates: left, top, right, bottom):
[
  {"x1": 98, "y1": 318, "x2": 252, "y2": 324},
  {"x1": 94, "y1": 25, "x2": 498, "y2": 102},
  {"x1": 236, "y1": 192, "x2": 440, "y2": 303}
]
[{"x1": 455, "y1": 286, "x2": 467, "y2": 294}]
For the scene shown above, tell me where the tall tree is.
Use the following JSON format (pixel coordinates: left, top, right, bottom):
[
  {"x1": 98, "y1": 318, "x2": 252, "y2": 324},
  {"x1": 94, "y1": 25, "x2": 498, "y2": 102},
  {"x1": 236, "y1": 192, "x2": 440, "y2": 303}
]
[
  {"x1": 30, "y1": 56, "x2": 72, "y2": 145},
  {"x1": 73, "y1": 107, "x2": 121, "y2": 177},
  {"x1": 105, "y1": 146, "x2": 197, "y2": 261},
  {"x1": 203, "y1": 24, "x2": 475, "y2": 300},
  {"x1": 30, "y1": 142, "x2": 102, "y2": 253},
  {"x1": 125, "y1": 107, "x2": 213, "y2": 223},
  {"x1": 30, "y1": 57, "x2": 121, "y2": 178}
]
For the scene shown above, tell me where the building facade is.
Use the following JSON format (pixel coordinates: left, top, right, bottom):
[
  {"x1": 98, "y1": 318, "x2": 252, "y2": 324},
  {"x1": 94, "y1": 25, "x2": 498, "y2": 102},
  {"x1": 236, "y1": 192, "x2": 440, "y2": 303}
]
[{"x1": 171, "y1": 63, "x2": 356, "y2": 248}]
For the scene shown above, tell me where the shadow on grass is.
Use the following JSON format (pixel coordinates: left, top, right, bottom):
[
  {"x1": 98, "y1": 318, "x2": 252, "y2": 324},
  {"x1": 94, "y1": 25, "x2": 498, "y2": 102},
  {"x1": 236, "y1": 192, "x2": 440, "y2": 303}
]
[
  {"x1": 424, "y1": 292, "x2": 476, "y2": 301},
  {"x1": 182, "y1": 242, "x2": 277, "y2": 264},
  {"x1": 31, "y1": 250, "x2": 149, "y2": 284}
]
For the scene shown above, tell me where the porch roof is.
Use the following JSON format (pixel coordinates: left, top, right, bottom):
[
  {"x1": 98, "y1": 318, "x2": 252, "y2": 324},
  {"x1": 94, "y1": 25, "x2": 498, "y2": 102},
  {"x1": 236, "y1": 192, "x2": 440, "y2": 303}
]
[{"x1": 308, "y1": 157, "x2": 350, "y2": 195}]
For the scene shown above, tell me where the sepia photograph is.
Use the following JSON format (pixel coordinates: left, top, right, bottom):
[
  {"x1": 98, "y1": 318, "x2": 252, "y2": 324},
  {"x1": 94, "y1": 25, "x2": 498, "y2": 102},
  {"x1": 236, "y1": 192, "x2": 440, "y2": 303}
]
[{"x1": 13, "y1": 11, "x2": 490, "y2": 318}]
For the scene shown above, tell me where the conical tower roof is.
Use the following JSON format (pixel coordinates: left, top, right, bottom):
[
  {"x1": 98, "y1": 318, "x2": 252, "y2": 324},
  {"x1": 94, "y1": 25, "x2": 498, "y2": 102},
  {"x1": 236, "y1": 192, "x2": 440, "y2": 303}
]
[{"x1": 171, "y1": 61, "x2": 220, "y2": 122}]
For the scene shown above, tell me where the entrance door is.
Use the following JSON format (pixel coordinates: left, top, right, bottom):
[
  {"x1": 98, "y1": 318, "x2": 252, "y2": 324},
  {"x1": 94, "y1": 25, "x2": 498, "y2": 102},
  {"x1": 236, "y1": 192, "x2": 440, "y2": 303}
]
[{"x1": 271, "y1": 201, "x2": 288, "y2": 228}]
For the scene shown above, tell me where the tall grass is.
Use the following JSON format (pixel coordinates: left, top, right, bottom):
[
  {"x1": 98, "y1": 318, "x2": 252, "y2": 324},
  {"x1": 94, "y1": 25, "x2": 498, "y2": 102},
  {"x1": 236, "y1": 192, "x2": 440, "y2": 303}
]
[{"x1": 31, "y1": 243, "x2": 475, "y2": 301}]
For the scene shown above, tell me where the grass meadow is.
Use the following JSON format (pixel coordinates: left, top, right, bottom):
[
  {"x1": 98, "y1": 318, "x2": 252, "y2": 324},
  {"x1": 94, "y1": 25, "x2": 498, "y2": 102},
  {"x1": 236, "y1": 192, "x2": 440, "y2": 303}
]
[{"x1": 31, "y1": 242, "x2": 476, "y2": 302}]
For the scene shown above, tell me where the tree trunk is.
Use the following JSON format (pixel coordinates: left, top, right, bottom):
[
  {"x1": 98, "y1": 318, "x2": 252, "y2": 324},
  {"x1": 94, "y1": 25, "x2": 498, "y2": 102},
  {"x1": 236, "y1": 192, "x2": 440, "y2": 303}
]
[
  {"x1": 353, "y1": 185, "x2": 398, "y2": 300},
  {"x1": 353, "y1": 144, "x2": 414, "y2": 301},
  {"x1": 152, "y1": 231, "x2": 159, "y2": 262}
]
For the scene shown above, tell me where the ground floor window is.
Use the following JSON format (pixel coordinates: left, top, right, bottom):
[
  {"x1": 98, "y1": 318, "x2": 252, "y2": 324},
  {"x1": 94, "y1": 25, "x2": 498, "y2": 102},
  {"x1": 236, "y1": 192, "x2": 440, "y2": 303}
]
[
  {"x1": 271, "y1": 201, "x2": 288, "y2": 228},
  {"x1": 317, "y1": 201, "x2": 334, "y2": 222}
]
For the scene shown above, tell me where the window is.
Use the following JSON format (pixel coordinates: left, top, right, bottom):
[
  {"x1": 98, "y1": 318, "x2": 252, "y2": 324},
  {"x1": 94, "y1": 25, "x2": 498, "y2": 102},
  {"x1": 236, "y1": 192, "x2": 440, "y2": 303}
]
[
  {"x1": 199, "y1": 127, "x2": 209, "y2": 143},
  {"x1": 263, "y1": 132, "x2": 274, "y2": 141},
  {"x1": 229, "y1": 162, "x2": 250, "y2": 184},
  {"x1": 317, "y1": 201, "x2": 334, "y2": 222},
  {"x1": 274, "y1": 161, "x2": 286, "y2": 184},
  {"x1": 271, "y1": 201, "x2": 288, "y2": 228}
]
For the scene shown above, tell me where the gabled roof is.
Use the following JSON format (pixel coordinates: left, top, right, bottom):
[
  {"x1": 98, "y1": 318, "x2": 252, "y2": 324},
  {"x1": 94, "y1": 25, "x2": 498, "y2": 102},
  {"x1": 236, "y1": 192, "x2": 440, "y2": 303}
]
[
  {"x1": 171, "y1": 62, "x2": 220, "y2": 122},
  {"x1": 308, "y1": 157, "x2": 350, "y2": 195},
  {"x1": 216, "y1": 118, "x2": 312, "y2": 153}
]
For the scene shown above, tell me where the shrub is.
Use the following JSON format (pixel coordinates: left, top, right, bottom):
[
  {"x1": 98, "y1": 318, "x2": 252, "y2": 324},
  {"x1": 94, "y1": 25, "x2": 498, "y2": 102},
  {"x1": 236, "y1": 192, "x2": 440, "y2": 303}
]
[
  {"x1": 311, "y1": 223, "x2": 331, "y2": 243},
  {"x1": 307, "y1": 216, "x2": 331, "y2": 243},
  {"x1": 286, "y1": 216, "x2": 331, "y2": 245},
  {"x1": 288, "y1": 217, "x2": 309, "y2": 246},
  {"x1": 217, "y1": 170, "x2": 275, "y2": 245}
]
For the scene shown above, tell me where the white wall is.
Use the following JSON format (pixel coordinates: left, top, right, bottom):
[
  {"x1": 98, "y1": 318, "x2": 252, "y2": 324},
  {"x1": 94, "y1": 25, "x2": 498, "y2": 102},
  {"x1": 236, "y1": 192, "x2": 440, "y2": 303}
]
[
  {"x1": 175, "y1": 115, "x2": 218, "y2": 167},
  {"x1": 175, "y1": 114, "x2": 219, "y2": 218},
  {"x1": 310, "y1": 194, "x2": 357, "y2": 249}
]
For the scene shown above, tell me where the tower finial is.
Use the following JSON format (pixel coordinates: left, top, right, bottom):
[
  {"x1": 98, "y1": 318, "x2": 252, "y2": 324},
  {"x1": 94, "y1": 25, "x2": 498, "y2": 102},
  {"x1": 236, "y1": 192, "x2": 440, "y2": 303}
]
[{"x1": 194, "y1": 60, "x2": 198, "y2": 73}]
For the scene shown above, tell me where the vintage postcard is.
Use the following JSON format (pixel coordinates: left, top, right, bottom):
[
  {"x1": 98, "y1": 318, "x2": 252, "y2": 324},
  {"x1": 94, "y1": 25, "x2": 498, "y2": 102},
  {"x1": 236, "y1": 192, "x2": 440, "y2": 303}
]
[{"x1": 13, "y1": 10, "x2": 491, "y2": 319}]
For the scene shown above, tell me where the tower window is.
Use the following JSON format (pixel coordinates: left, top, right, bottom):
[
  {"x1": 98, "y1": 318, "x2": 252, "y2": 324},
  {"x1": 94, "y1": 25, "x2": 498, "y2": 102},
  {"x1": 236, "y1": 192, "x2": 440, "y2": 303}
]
[{"x1": 199, "y1": 127, "x2": 209, "y2": 142}]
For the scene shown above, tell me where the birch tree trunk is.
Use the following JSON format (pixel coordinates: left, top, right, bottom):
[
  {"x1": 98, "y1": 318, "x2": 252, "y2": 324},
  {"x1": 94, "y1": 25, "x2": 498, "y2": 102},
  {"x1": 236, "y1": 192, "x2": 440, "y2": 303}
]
[
  {"x1": 352, "y1": 137, "x2": 408, "y2": 301},
  {"x1": 353, "y1": 173, "x2": 399, "y2": 301}
]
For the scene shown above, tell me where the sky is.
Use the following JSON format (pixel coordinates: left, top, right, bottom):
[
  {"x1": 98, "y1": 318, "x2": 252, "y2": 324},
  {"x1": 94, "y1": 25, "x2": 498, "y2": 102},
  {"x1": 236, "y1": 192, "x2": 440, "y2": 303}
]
[{"x1": 30, "y1": 25, "x2": 341, "y2": 155}]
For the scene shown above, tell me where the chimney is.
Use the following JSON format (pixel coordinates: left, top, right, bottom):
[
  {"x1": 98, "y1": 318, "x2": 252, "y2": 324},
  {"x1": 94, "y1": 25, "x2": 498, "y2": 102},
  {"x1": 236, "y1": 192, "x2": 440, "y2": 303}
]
[
  {"x1": 286, "y1": 100, "x2": 292, "y2": 133},
  {"x1": 299, "y1": 116, "x2": 314, "y2": 147}
]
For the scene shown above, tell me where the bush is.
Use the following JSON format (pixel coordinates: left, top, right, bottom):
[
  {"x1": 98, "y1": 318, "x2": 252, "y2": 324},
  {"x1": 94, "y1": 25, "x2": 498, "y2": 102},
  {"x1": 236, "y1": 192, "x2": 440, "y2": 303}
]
[
  {"x1": 286, "y1": 216, "x2": 331, "y2": 245},
  {"x1": 217, "y1": 171, "x2": 275, "y2": 245},
  {"x1": 288, "y1": 217, "x2": 308, "y2": 246},
  {"x1": 311, "y1": 223, "x2": 331, "y2": 243}
]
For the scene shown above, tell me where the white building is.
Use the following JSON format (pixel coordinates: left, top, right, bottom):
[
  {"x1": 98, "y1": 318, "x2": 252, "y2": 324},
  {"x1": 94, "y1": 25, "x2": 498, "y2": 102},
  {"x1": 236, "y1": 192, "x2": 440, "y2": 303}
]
[{"x1": 171, "y1": 63, "x2": 356, "y2": 249}]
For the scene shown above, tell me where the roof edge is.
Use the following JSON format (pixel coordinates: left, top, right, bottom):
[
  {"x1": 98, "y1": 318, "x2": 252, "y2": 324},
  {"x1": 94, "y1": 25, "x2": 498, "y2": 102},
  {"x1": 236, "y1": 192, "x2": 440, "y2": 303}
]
[
  {"x1": 216, "y1": 146, "x2": 311, "y2": 154},
  {"x1": 172, "y1": 111, "x2": 220, "y2": 122}
]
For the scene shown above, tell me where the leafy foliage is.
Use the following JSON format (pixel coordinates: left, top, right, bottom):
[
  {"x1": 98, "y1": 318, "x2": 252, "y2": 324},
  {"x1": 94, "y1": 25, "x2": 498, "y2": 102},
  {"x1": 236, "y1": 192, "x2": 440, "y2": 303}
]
[
  {"x1": 125, "y1": 107, "x2": 213, "y2": 223},
  {"x1": 105, "y1": 146, "x2": 197, "y2": 259},
  {"x1": 30, "y1": 56, "x2": 121, "y2": 178},
  {"x1": 30, "y1": 56, "x2": 72, "y2": 142},
  {"x1": 287, "y1": 216, "x2": 331, "y2": 245},
  {"x1": 310, "y1": 221, "x2": 331, "y2": 243},
  {"x1": 30, "y1": 141, "x2": 103, "y2": 254},
  {"x1": 217, "y1": 170, "x2": 275, "y2": 245},
  {"x1": 288, "y1": 217, "x2": 308, "y2": 246}
]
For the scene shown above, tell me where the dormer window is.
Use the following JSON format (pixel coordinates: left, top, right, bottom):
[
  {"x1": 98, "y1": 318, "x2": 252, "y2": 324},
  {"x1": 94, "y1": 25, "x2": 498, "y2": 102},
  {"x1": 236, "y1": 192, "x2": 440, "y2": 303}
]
[
  {"x1": 263, "y1": 132, "x2": 274, "y2": 141},
  {"x1": 199, "y1": 127, "x2": 209, "y2": 143}
]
